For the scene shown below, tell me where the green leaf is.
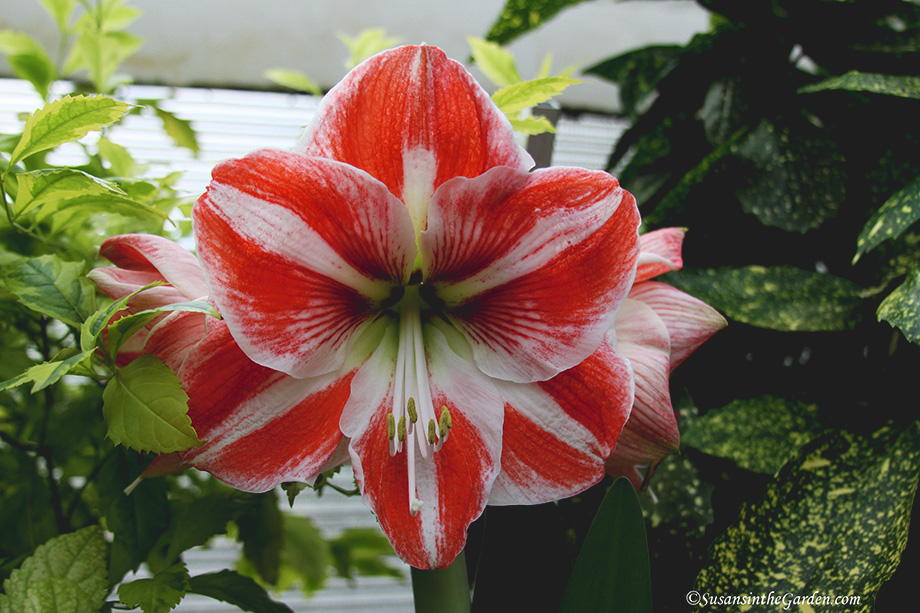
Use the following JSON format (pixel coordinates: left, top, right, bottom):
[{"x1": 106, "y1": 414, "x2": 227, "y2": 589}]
[
  {"x1": 585, "y1": 44, "x2": 682, "y2": 118},
  {"x1": 96, "y1": 135, "x2": 137, "y2": 176},
  {"x1": 102, "y1": 354, "x2": 202, "y2": 453},
  {"x1": 666, "y1": 266, "x2": 864, "y2": 331},
  {"x1": 236, "y1": 490, "x2": 283, "y2": 584},
  {"x1": 264, "y1": 69, "x2": 322, "y2": 96},
  {"x1": 143, "y1": 102, "x2": 199, "y2": 156},
  {"x1": 2, "y1": 254, "x2": 96, "y2": 327},
  {"x1": 468, "y1": 37, "x2": 521, "y2": 88},
  {"x1": 855, "y1": 178, "x2": 920, "y2": 261},
  {"x1": 491, "y1": 77, "x2": 580, "y2": 116},
  {"x1": 13, "y1": 168, "x2": 127, "y2": 218},
  {"x1": 508, "y1": 114, "x2": 557, "y2": 135},
  {"x1": 485, "y1": 0, "x2": 591, "y2": 45},
  {"x1": 339, "y1": 28, "x2": 402, "y2": 70},
  {"x1": 104, "y1": 299, "x2": 218, "y2": 358},
  {"x1": 187, "y1": 570, "x2": 294, "y2": 613},
  {"x1": 280, "y1": 515, "x2": 329, "y2": 595},
  {"x1": 681, "y1": 396, "x2": 823, "y2": 474},
  {"x1": 80, "y1": 284, "x2": 162, "y2": 353},
  {"x1": 0, "y1": 30, "x2": 57, "y2": 100},
  {"x1": 734, "y1": 119, "x2": 846, "y2": 232},
  {"x1": 800, "y1": 71, "x2": 920, "y2": 99},
  {"x1": 37, "y1": 0, "x2": 77, "y2": 32},
  {"x1": 878, "y1": 266, "x2": 920, "y2": 345},
  {"x1": 559, "y1": 479, "x2": 652, "y2": 613},
  {"x1": 118, "y1": 563, "x2": 189, "y2": 613},
  {"x1": 693, "y1": 424, "x2": 920, "y2": 612},
  {"x1": 1, "y1": 526, "x2": 108, "y2": 611},
  {"x1": 329, "y1": 528, "x2": 401, "y2": 580},
  {"x1": 69, "y1": 30, "x2": 142, "y2": 92},
  {"x1": 16, "y1": 349, "x2": 93, "y2": 393},
  {"x1": 8, "y1": 94, "x2": 131, "y2": 167}
]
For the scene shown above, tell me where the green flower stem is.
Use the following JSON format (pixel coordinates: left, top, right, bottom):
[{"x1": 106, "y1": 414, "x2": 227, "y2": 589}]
[{"x1": 411, "y1": 549, "x2": 471, "y2": 613}]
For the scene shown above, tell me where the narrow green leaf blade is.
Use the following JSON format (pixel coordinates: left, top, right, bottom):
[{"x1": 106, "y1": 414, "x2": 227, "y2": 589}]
[
  {"x1": 559, "y1": 479, "x2": 652, "y2": 613},
  {"x1": 681, "y1": 396, "x2": 822, "y2": 474},
  {"x1": 24, "y1": 349, "x2": 94, "y2": 393},
  {"x1": 666, "y1": 266, "x2": 864, "y2": 331},
  {"x1": 188, "y1": 570, "x2": 294, "y2": 613},
  {"x1": 150, "y1": 105, "x2": 199, "y2": 155},
  {"x1": 102, "y1": 355, "x2": 202, "y2": 453},
  {"x1": 9, "y1": 94, "x2": 131, "y2": 166},
  {"x1": 693, "y1": 424, "x2": 920, "y2": 612},
  {"x1": 800, "y1": 71, "x2": 920, "y2": 99},
  {"x1": 468, "y1": 37, "x2": 521, "y2": 88},
  {"x1": 878, "y1": 266, "x2": 920, "y2": 345},
  {"x1": 2, "y1": 254, "x2": 96, "y2": 328},
  {"x1": 491, "y1": 76, "x2": 580, "y2": 116},
  {"x1": 264, "y1": 69, "x2": 322, "y2": 96},
  {"x1": 855, "y1": 178, "x2": 920, "y2": 261}
]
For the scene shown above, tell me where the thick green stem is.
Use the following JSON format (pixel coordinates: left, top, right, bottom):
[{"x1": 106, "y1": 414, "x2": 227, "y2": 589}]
[{"x1": 411, "y1": 549, "x2": 471, "y2": 613}]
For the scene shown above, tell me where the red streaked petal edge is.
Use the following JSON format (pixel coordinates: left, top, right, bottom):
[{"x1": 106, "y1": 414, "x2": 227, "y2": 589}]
[{"x1": 635, "y1": 227, "x2": 685, "y2": 282}]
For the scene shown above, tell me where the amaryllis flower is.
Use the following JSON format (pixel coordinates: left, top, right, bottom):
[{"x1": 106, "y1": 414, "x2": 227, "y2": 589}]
[
  {"x1": 92, "y1": 45, "x2": 642, "y2": 569},
  {"x1": 606, "y1": 228, "x2": 727, "y2": 486}
]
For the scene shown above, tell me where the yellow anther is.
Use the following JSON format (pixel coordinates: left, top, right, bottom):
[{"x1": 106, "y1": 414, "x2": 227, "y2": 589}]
[
  {"x1": 386, "y1": 414, "x2": 396, "y2": 440},
  {"x1": 428, "y1": 419, "x2": 437, "y2": 445},
  {"x1": 441, "y1": 405, "x2": 452, "y2": 429},
  {"x1": 439, "y1": 407, "x2": 451, "y2": 438},
  {"x1": 407, "y1": 397, "x2": 418, "y2": 423},
  {"x1": 397, "y1": 415, "x2": 407, "y2": 441}
]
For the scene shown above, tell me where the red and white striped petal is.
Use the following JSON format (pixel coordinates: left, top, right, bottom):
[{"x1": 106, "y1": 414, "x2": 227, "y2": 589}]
[
  {"x1": 342, "y1": 322, "x2": 504, "y2": 569},
  {"x1": 174, "y1": 322, "x2": 354, "y2": 492},
  {"x1": 423, "y1": 166, "x2": 640, "y2": 383},
  {"x1": 635, "y1": 227, "x2": 685, "y2": 282},
  {"x1": 489, "y1": 335, "x2": 633, "y2": 505},
  {"x1": 297, "y1": 45, "x2": 532, "y2": 230},
  {"x1": 611, "y1": 298, "x2": 680, "y2": 468},
  {"x1": 96, "y1": 233, "x2": 209, "y2": 301},
  {"x1": 143, "y1": 310, "x2": 210, "y2": 373},
  {"x1": 628, "y1": 281, "x2": 727, "y2": 370},
  {"x1": 193, "y1": 149, "x2": 418, "y2": 379}
]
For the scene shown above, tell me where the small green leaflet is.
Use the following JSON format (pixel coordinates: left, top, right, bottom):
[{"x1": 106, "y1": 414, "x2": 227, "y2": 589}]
[
  {"x1": 2, "y1": 254, "x2": 96, "y2": 328},
  {"x1": 559, "y1": 479, "x2": 652, "y2": 613},
  {"x1": 800, "y1": 71, "x2": 920, "y2": 100},
  {"x1": 137, "y1": 100, "x2": 200, "y2": 155},
  {"x1": 681, "y1": 396, "x2": 823, "y2": 474},
  {"x1": 854, "y1": 178, "x2": 920, "y2": 262},
  {"x1": 36, "y1": 0, "x2": 77, "y2": 32},
  {"x1": 0, "y1": 348, "x2": 93, "y2": 394},
  {"x1": 264, "y1": 69, "x2": 323, "y2": 96},
  {"x1": 877, "y1": 266, "x2": 920, "y2": 346},
  {"x1": 491, "y1": 76, "x2": 580, "y2": 116},
  {"x1": 0, "y1": 526, "x2": 108, "y2": 613},
  {"x1": 117, "y1": 563, "x2": 190, "y2": 613},
  {"x1": 68, "y1": 30, "x2": 142, "y2": 93},
  {"x1": 0, "y1": 30, "x2": 57, "y2": 100},
  {"x1": 188, "y1": 570, "x2": 294, "y2": 613},
  {"x1": 105, "y1": 299, "x2": 219, "y2": 358},
  {"x1": 468, "y1": 37, "x2": 521, "y2": 88},
  {"x1": 13, "y1": 168, "x2": 127, "y2": 219},
  {"x1": 8, "y1": 94, "x2": 131, "y2": 167},
  {"x1": 693, "y1": 424, "x2": 920, "y2": 613},
  {"x1": 666, "y1": 265, "x2": 865, "y2": 332},
  {"x1": 339, "y1": 29, "x2": 402, "y2": 70},
  {"x1": 79, "y1": 281, "x2": 165, "y2": 354},
  {"x1": 102, "y1": 355, "x2": 202, "y2": 454}
]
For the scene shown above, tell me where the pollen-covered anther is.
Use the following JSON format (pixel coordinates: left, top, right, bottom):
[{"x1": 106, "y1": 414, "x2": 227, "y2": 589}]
[
  {"x1": 386, "y1": 414, "x2": 396, "y2": 440},
  {"x1": 397, "y1": 415, "x2": 407, "y2": 441},
  {"x1": 407, "y1": 397, "x2": 418, "y2": 423},
  {"x1": 427, "y1": 419, "x2": 438, "y2": 445},
  {"x1": 439, "y1": 406, "x2": 452, "y2": 438}
]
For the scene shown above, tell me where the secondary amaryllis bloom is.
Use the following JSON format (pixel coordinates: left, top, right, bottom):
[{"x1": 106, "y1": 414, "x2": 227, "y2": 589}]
[
  {"x1": 94, "y1": 45, "x2": 642, "y2": 569},
  {"x1": 606, "y1": 228, "x2": 726, "y2": 486}
]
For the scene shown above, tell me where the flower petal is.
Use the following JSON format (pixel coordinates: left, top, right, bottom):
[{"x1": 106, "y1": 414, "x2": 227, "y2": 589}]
[
  {"x1": 193, "y1": 149, "x2": 417, "y2": 378},
  {"x1": 628, "y1": 281, "x2": 727, "y2": 370},
  {"x1": 489, "y1": 335, "x2": 633, "y2": 505},
  {"x1": 297, "y1": 45, "x2": 532, "y2": 230},
  {"x1": 635, "y1": 227, "x2": 685, "y2": 282},
  {"x1": 424, "y1": 167, "x2": 640, "y2": 383},
  {"x1": 174, "y1": 321, "x2": 354, "y2": 492},
  {"x1": 96, "y1": 233, "x2": 209, "y2": 301},
  {"x1": 342, "y1": 322, "x2": 504, "y2": 569}
]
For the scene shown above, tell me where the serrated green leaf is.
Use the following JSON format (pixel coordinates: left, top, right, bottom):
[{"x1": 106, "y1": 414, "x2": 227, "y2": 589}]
[
  {"x1": 9, "y1": 94, "x2": 131, "y2": 167},
  {"x1": 485, "y1": 0, "x2": 590, "y2": 45},
  {"x1": 585, "y1": 44, "x2": 682, "y2": 118},
  {"x1": 13, "y1": 168, "x2": 127, "y2": 219},
  {"x1": 855, "y1": 178, "x2": 920, "y2": 261},
  {"x1": 187, "y1": 570, "x2": 293, "y2": 613},
  {"x1": 0, "y1": 30, "x2": 57, "y2": 100},
  {"x1": 118, "y1": 563, "x2": 189, "y2": 613},
  {"x1": 800, "y1": 71, "x2": 920, "y2": 99},
  {"x1": 37, "y1": 0, "x2": 77, "y2": 32},
  {"x1": 559, "y1": 479, "x2": 652, "y2": 613},
  {"x1": 681, "y1": 396, "x2": 823, "y2": 474},
  {"x1": 34, "y1": 191, "x2": 171, "y2": 226},
  {"x1": 264, "y1": 69, "x2": 322, "y2": 96},
  {"x1": 102, "y1": 355, "x2": 201, "y2": 453},
  {"x1": 339, "y1": 29, "x2": 401, "y2": 70},
  {"x1": 734, "y1": 119, "x2": 846, "y2": 232},
  {"x1": 491, "y1": 76, "x2": 580, "y2": 116},
  {"x1": 878, "y1": 266, "x2": 920, "y2": 345},
  {"x1": 693, "y1": 424, "x2": 920, "y2": 612},
  {"x1": 508, "y1": 114, "x2": 557, "y2": 135},
  {"x1": 18, "y1": 578, "x2": 94, "y2": 613},
  {"x1": 105, "y1": 300, "x2": 218, "y2": 358},
  {"x1": 666, "y1": 266, "x2": 864, "y2": 331},
  {"x1": 2, "y1": 526, "x2": 108, "y2": 611},
  {"x1": 468, "y1": 37, "x2": 521, "y2": 88},
  {"x1": 96, "y1": 135, "x2": 137, "y2": 176},
  {"x1": 2, "y1": 254, "x2": 96, "y2": 327},
  {"x1": 21, "y1": 349, "x2": 93, "y2": 393}
]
